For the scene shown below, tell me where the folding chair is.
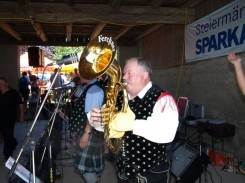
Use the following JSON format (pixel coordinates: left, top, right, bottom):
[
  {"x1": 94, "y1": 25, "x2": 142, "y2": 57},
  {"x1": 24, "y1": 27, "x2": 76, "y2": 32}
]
[{"x1": 176, "y1": 97, "x2": 190, "y2": 126}]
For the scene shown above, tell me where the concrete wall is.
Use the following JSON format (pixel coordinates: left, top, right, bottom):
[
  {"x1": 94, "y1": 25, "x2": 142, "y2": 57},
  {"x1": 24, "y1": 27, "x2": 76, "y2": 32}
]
[
  {"x1": 152, "y1": 53, "x2": 245, "y2": 160},
  {"x1": 0, "y1": 45, "x2": 20, "y2": 90}
]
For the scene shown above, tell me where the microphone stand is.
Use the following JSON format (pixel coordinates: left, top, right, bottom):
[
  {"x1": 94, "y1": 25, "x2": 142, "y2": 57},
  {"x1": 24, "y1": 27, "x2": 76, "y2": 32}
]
[
  {"x1": 29, "y1": 139, "x2": 37, "y2": 183},
  {"x1": 61, "y1": 87, "x2": 77, "y2": 159},
  {"x1": 8, "y1": 65, "x2": 63, "y2": 181},
  {"x1": 37, "y1": 90, "x2": 65, "y2": 178}
]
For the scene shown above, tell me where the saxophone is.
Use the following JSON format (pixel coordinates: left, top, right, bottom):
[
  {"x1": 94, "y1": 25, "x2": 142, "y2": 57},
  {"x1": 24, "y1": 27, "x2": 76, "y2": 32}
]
[{"x1": 79, "y1": 35, "x2": 128, "y2": 154}]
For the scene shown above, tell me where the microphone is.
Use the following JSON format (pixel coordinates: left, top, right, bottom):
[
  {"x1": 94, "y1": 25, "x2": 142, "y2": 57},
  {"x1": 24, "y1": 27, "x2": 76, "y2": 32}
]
[
  {"x1": 53, "y1": 82, "x2": 76, "y2": 90},
  {"x1": 48, "y1": 53, "x2": 79, "y2": 66}
]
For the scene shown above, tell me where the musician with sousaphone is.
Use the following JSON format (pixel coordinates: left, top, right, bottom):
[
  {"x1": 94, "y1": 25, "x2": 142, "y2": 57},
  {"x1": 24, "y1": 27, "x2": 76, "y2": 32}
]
[
  {"x1": 68, "y1": 35, "x2": 113, "y2": 183},
  {"x1": 83, "y1": 34, "x2": 179, "y2": 183}
]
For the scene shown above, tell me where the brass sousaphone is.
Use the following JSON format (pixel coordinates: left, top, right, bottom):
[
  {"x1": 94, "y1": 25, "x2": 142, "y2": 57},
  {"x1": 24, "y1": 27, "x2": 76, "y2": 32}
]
[{"x1": 79, "y1": 35, "x2": 128, "y2": 154}]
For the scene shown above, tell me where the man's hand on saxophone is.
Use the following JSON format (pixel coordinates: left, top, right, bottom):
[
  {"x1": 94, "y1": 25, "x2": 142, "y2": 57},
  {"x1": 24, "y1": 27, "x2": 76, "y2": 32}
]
[
  {"x1": 88, "y1": 107, "x2": 103, "y2": 129},
  {"x1": 88, "y1": 105, "x2": 135, "y2": 137}
]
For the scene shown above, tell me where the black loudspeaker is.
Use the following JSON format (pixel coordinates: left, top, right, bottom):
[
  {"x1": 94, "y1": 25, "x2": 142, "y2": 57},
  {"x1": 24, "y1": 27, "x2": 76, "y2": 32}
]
[
  {"x1": 171, "y1": 144, "x2": 203, "y2": 183},
  {"x1": 28, "y1": 47, "x2": 43, "y2": 67}
]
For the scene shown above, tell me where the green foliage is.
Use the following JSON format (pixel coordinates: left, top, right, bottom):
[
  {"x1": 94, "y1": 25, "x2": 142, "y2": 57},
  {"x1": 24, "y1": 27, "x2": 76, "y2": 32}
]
[{"x1": 54, "y1": 46, "x2": 84, "y2": 60}]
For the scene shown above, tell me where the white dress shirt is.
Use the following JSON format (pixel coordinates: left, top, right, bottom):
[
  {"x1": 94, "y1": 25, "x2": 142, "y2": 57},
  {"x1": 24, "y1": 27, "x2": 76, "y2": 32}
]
[{"x1": 131, "y1": 82, "x2": 179, "y2": 144}]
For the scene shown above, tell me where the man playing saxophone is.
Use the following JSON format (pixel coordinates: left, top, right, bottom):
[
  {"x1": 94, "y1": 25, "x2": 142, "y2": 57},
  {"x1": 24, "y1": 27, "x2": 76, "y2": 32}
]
[{"x1": 89, "y1": 57, "x2": 179, "y2": 183}]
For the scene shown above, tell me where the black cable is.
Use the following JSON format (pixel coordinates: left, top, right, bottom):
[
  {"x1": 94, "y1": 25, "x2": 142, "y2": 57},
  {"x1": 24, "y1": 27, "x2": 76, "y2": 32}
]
[
  {"x1": 210, "y1": 164, "x2": 223, "y2": 183},
  {"x1": 206, "y1": 169, "x2": 214, "y2": 183}
]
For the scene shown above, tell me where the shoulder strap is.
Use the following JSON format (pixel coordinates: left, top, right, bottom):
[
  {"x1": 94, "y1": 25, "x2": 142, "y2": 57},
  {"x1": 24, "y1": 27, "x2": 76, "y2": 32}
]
[
  {"x1": 80, "y1": 80, "x2": 106, "y2": 104},
  {"x1": 81, "y1": 80, "x2": 103, "y2": 94}
]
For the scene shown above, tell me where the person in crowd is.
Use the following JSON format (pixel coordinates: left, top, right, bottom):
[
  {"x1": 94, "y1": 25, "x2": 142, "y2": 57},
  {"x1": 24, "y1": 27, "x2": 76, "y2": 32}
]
[
  {"x1": 60, "y1": 73, "x2": 66, "y2": 85},
  {"x1": 28, "y1": 91, "x2": 38, "y2": 113},
  {"x1": 0, "y1": 77, "x2": 25, "y2": 160},
  {"x1": 68, "y1": 77, "x2": 105, "y2": 183},
  {"x1": 89, "y1": 57, "x2": 179, "y2": 183},
  {"x1": 27, "y1": 70, "x2": 39, "y2": 95},
  {"x1": 228, "y1": 52, "x2": 245, "y2": 95},
  {"x1": 50, "y1": 68, "x2": 63, "y2": 103},
  {"x1": 71, "y1": 68, "x2": 83, "y2": 86},
  {"x1": 19, "y1": 71, "x2": 30, "y2": 110},
  {"x1": 68, "y1": 71, "x2": 73, "y2": 82}
]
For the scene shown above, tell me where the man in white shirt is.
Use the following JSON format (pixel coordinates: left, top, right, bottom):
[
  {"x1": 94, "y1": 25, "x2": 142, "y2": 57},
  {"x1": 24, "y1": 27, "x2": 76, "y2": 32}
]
[{"x1": 89, "y1": 57, "x2": 179, "y2": 183}]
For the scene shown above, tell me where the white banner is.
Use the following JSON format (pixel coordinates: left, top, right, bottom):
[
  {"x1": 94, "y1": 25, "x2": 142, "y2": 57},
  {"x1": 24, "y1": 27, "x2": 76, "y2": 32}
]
[{"x1": 185, "y1": 0, "x2": 245, "y2": 62}]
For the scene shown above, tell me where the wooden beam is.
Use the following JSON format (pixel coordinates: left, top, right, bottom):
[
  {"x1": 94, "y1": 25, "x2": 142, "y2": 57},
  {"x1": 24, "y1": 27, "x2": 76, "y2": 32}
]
[
  {"x1": 182, "y1": 0, "x2": 206, "y2": 8},
  {"x1": 111, "y1": 0, "x2": 122, "y2": 7},
  {"x1": 135, "y1": 24, "x2": 163, "y2": 41},
  {"x1": 134, "y1": 0, "x2": 199, "y2": 41},
  {"x1": 115, "y1": 26, "x2": 132, "y2": 40},
  {"x1": 67, "y1": 0, "x2": 74, "y2": 6},
  {"x1": 31, "y1": 21, "x2": 47, "y2": 42},
  {"x1": 90, "y1": 22, "x2": 106, "y2": 41},
  {"x1": 0, "y1": 2, "x2": 194, "y2": 25},
  {"x1": 0, "y1": 22, "x2": 22, "y2": 41},
  {"x1": 18, "y1": 0, "x2": 30, "y2": 6},
  {"x1": 66, "y1": 23, "x2": 73, "y2": 42},
  {"x1": 150, "y1": 0, "x2": 166, "y2": 8}
]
